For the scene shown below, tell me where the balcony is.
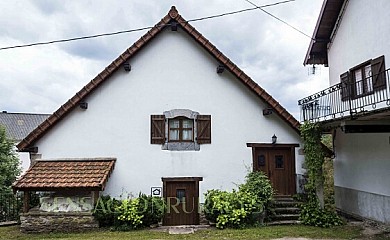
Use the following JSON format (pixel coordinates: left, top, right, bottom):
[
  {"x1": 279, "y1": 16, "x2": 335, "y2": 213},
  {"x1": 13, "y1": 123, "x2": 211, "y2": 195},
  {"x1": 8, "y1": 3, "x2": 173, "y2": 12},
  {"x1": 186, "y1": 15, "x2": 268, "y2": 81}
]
[{"x1": 298, "y1": 68, "x2": 390, "y2": 122}]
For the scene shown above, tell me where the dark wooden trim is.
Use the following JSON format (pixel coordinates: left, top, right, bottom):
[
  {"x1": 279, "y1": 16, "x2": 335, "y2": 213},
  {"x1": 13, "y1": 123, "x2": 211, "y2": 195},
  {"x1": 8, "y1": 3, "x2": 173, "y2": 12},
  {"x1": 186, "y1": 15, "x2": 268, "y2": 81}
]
[
  {"x1": 14, "y1": 187, "x2": 102, "y2": 192},
  {"x1": 23, "y1": 191, "x2": 30, "y2": 213},
  {"x1": 343, "y1": 124, "x2": 390, "y2": 133},
  {"x1": 162, "y1": 177, "x2": 203, "y2": 182},
  {"x1": 247, "y1": 143, "x2": 300, "y2": 148}
]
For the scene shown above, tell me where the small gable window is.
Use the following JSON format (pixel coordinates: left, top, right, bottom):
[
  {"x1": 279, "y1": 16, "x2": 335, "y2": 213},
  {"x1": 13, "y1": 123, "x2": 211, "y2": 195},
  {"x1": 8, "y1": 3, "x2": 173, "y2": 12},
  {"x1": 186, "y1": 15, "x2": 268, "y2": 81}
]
[
  {"x1": 169, "y1": 118, "x2": 194, "y2": 142},
  {"x1": 150, "y1": 109, "x2": 211, "y2": 151}
]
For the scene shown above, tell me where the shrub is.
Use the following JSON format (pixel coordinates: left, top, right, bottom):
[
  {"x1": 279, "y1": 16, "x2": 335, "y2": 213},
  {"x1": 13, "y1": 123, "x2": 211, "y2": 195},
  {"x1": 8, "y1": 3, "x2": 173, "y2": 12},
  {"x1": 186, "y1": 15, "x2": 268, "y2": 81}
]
[
  {"x1": 204, "y1": 189, "x2": 261, "y2": 229},
  {"x1": 239, "y1": 171, "x2": 274, "y2": 205},
  {"x1": 137, "y1": 193, "x2": 166, "y2": 226},
  {"x1": 116, "y1": 198, "x2": 144, "y2": 229},
  {"x1": 299, "y1": 195, "x2": 343, "y2": 228},
  {"x1": 93, "y1": 194, "x2": 166, "y2": 230},
  {"x1": 93, "y1": 195, "x2": 121, "y2": 227}
]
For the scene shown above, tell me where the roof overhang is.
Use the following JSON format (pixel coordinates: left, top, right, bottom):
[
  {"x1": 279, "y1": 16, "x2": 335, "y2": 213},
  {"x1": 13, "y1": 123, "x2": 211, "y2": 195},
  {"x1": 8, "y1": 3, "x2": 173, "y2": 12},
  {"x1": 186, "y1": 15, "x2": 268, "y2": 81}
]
[
  {"x1": 304, "y1": 0, "x2": 346, "y2": 66},
  {"x1": 12, "y1": 158, "x2": 116, "y2": 192}
]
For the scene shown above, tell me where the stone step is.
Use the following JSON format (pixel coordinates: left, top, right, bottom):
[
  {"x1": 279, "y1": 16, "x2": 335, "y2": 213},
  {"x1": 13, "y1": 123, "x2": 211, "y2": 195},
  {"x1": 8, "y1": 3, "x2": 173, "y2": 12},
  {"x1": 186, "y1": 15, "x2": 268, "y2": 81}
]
[
  {"x1": 271, "y1": 214, "x2": 300, "y2": 221},
  {"x1": 273, "y1": 196, "x2": 294, "y2": 202},
  {"x1": 274, "y1": 207, "x2": 300, "y2": 214},
  {"x1": 273, "y1": 201, "x2": 299, "y2": 207},
  {"x1": 267, "y1": 220, "x2": 301, "y2": 226}
]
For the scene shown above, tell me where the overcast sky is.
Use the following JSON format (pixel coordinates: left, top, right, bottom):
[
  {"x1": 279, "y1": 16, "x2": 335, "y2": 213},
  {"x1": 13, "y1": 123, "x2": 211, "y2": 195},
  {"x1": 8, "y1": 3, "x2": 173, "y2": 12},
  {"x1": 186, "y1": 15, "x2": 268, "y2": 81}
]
[{"x1": 0, "y1": 0, "x2": 328, "y2": 119}]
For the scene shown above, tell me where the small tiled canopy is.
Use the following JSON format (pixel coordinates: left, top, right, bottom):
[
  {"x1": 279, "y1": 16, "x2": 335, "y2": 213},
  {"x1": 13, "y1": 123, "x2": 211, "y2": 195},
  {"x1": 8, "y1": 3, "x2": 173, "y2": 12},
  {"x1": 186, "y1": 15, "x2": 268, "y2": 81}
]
[{"x1": 13, "y1": 158, "x2": 116, "y2": 191}]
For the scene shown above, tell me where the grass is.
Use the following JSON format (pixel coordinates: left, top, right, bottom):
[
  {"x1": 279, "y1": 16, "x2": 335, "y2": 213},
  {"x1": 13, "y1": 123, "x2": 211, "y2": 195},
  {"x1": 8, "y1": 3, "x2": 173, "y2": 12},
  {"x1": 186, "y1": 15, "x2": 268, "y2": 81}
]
[{"x1": 0, "y1": 224, "x2": 365, "y2": 240}]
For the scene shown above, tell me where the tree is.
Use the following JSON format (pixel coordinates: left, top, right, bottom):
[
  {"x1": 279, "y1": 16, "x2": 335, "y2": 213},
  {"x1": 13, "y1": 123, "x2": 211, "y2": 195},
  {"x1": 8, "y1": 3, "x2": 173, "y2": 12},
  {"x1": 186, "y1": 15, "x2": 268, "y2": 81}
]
[{"x1": 0, "y1": 125, "x2": 21, "y2": 194}]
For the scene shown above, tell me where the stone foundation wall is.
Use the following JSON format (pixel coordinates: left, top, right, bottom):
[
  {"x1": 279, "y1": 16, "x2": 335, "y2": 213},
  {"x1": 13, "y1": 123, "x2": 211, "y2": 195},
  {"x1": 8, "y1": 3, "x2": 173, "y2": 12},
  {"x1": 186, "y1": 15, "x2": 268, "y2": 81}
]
[{"x1": 20, "y1": 211, "x2": 98, "y2": 233}]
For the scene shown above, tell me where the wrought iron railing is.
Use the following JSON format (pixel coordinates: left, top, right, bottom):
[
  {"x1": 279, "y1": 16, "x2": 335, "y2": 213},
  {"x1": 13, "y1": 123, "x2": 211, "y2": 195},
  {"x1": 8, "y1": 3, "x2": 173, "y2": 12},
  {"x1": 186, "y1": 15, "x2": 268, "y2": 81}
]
[
  {"x1": 0, "y1": 192, "x2": 21, "y2": 223},
  {"x1": 298, "y1": 68, "x2": 390, "y2": 122}
]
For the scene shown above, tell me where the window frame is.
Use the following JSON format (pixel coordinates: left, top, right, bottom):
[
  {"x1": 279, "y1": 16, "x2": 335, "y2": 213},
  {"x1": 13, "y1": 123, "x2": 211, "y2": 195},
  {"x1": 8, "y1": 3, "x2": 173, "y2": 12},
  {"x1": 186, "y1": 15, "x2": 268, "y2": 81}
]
[
  {"x1": 350, "y1": 60, "x2": 373, "y2": 97},
  {"x1": 150, "y1": 109, "x2": 211, "y2": 151},
  {"x1": 340, "y1": 55, "x2": 386, "y2": 100},
  {"x1": 168, "y1": 117, "x2": 194, "y2": 142}
]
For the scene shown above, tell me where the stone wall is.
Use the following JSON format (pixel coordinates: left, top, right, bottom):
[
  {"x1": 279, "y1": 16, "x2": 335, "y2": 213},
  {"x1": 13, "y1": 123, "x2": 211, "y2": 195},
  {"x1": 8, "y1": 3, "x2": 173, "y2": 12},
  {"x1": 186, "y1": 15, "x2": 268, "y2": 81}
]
[{"x1": 20, "y1": 211, "x2": 98, "y2": 233}]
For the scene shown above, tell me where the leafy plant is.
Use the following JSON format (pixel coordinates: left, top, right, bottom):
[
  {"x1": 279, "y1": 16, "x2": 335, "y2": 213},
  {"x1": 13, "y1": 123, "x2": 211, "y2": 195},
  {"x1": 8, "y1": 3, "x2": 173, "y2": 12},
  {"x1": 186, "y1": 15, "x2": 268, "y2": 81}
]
[
  {"x1": 204, "y1": 189, "x2": 262, "y2": 229},
  {"x1": 299, "y1": 122, "x2": 343, "y2": 227},
  {"x1": 0, "y1": 125, "x2": 21, "y2": 195},
  {"x1": 137, "y1": 194, "x2": 165, "y2": 226},
  {"x1": 239, "y1": 171, "x2": 273, "y2": 215},
  {"x1": 93, "y1": 195, "x2": 121, "y2": 227},
  {"x1": 94, "y1": 194, "x2": 166, "y2": 230},
  {"x1": 116, "y1": 198, "x2": 143, "y2": 229}
]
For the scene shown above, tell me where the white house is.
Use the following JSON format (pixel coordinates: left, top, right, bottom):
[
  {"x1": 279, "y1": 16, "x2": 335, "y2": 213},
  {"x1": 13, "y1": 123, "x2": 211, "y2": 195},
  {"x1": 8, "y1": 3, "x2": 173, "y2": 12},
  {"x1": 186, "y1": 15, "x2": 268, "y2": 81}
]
[
  {"x1": 300, "y1": 0, "x2": 390, "y2": 224},
  {"x1": 14, "y1": 6, "x2": 304, "y2": 228}
]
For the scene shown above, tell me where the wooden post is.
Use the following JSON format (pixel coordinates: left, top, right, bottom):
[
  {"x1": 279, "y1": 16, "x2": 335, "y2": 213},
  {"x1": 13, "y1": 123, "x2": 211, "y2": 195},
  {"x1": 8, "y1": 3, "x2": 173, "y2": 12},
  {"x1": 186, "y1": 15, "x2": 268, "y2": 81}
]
[
  {"x1": 23, "y1": 191, "x2": 30, "y2": 213},
  {"x1": 92, "y1": 191, "x2": 99, "y2": 207}
]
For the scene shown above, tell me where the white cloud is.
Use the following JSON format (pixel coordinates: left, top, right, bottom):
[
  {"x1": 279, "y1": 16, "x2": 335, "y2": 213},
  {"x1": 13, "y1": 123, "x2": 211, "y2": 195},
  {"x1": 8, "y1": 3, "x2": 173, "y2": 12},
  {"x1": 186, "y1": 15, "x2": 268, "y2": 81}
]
[{"x1": 0, "y1": 0, "x2": 328, "y2": 119}]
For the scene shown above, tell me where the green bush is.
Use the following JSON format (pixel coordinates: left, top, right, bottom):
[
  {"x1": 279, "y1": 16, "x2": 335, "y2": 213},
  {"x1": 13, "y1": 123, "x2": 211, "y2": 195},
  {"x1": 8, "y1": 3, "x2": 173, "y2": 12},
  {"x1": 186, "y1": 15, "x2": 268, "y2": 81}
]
[
  {"x1": 239, "y1": 171, "x2": 274, "y2": 205},
  {"x1": 93, "y1": 195, "x2": 121, "y2": 227},
  {"x1": 204, "y1": 189, "x2": 262, "y2": 229},
  {"x1": 299, "y1": 195, "x2": 343, "y2": 228},
  {"x1": 204, "y1": 171, "x2": 274, "y2": 229},
  {"x1": 93, "y1": 194, "x2": 165, "y2": 230},
  {"x1": 116, "y1": 198, "x2": 143, "y2": 229},
  {"x1": 137, "y1": 194, "x2": 166, "y2": 226}
]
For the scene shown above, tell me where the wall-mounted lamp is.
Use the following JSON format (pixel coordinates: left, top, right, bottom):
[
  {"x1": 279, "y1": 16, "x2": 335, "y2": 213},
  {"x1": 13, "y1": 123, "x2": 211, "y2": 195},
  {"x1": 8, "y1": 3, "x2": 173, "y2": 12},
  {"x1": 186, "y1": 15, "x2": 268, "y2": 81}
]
[
  {"x1": 272, "y1": 134, "x2": 277, "y2": 144},
  {"x1": 79, "y1": 102, "x2": 88, "y2": 110},
  {"x1": 123, "y1": 62, "x2": 131, "y2": 72},
  {"x1": 216, "y1": 65, "x2": 225, "y2": 74}
]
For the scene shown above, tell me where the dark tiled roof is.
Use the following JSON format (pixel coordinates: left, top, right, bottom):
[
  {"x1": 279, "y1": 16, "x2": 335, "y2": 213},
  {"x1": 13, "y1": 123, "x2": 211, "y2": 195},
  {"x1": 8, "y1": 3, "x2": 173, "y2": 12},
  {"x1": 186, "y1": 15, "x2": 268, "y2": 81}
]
[
  {"x1": 0, "y1": 112, "x2": 50, "y2": 141},
  {"x1": 12, "y1": 158, "x2": 116, "y2": 191},
  {"x1": 17, "y1": 6, "x2": 301, "y2": 151}
]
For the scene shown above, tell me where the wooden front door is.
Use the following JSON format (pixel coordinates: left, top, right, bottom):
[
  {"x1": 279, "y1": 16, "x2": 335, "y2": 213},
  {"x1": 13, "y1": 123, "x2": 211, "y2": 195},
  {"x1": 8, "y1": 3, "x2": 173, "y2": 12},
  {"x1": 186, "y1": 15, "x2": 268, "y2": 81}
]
[
  {"x1": 162, "y1": 177, "x2": 202, "y2": 225},
  {"x1": 253, "y1": 147, "x2": 295, "y2": 195}
]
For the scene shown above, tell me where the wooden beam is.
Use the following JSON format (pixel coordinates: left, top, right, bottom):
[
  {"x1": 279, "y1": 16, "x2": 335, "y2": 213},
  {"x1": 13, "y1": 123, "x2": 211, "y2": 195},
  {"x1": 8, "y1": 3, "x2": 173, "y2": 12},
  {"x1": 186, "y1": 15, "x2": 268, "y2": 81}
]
[{"x1": 23, "y1": 191, "x2": 30, "y2": 213}]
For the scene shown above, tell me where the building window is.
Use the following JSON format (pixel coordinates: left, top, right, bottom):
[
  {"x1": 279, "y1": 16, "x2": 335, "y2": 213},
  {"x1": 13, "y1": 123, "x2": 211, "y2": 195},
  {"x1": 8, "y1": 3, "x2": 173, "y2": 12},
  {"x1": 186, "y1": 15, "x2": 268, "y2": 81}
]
[
  {"x1": 340, "y1": 55, "x2": 386, "y2": 100},
  {"x1": 169, "y1": 118, "x2": 193, "y2": 142},
  {"x1": 150, "y1": 109, "x2": 211, "y2": 151},
  {"x1": 352, "y1": 63, "x2": 373, "y2": 96}
]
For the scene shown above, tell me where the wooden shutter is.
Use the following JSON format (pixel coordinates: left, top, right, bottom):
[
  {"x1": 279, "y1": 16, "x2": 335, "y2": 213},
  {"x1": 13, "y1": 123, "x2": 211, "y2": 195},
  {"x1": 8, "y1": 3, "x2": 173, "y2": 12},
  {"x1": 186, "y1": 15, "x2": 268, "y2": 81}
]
[
  {"x1": 371, "y1": 55, "x2": 386, "y2": 90},
  {"x1": 151, "y1": 115, "x2": 165, "y2": 144},
  {"x1": 340, "y1": 71, "x2": 351, "y2": 101},
  {"x1": 196, "y1": 115, "x2": 211, "y2": 144}
]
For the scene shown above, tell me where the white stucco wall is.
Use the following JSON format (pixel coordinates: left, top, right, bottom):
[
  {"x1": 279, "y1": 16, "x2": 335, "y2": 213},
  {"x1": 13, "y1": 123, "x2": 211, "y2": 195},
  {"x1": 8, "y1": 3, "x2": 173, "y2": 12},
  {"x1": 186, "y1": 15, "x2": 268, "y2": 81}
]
[
  {"x1": 34, "y1": 27, "x2": 303, "y2": 201},
  {"x1": 334, "y1": 128, "x2": 390, "y2": 196},
  {"x1": 328, "y1": 0, "x2": 390, "y2": 86}
]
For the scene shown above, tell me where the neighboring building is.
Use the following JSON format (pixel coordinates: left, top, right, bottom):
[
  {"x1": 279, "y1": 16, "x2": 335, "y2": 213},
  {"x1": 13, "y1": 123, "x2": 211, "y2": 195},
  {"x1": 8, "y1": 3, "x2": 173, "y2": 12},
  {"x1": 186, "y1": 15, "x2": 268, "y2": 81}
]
[
  {"x1": 300, "y1": 0, "x2": 390, "y2": 223},
  {"x1": 13, "y1": 7, "x2": 304, "y2": 229},
  {"x1": 0, "y1": 111, "x2": 50, "y2": 173}
]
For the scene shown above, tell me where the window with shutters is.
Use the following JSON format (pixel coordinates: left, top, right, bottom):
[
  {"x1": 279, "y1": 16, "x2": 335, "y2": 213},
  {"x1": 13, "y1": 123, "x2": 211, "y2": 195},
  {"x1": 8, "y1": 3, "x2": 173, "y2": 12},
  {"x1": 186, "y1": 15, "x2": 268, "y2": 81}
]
[
  {"x1": 150, "y1": 109, "x2": 211, "y2": 151},
  {"x1": 340, "y1": 55, "x2": 386, "y2": 100}
]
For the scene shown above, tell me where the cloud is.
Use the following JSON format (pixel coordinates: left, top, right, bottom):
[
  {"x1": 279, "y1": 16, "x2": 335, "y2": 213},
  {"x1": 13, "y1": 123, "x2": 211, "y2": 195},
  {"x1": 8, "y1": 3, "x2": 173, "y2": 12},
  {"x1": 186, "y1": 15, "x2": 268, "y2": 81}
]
[{"x1": 0, "y1": 0, "x2": 328, "y2": 119}]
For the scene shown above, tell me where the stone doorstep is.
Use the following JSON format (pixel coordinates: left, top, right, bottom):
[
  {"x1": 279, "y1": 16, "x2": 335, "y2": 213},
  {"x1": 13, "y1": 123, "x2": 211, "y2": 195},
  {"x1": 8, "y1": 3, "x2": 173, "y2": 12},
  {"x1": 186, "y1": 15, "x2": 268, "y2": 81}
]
[
  {"x1": 152, "y1": 224, "x2": 211, "y2": 234},
  {"x1": 168, "y1": 227, "x2": 194, "y2": 235}
]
